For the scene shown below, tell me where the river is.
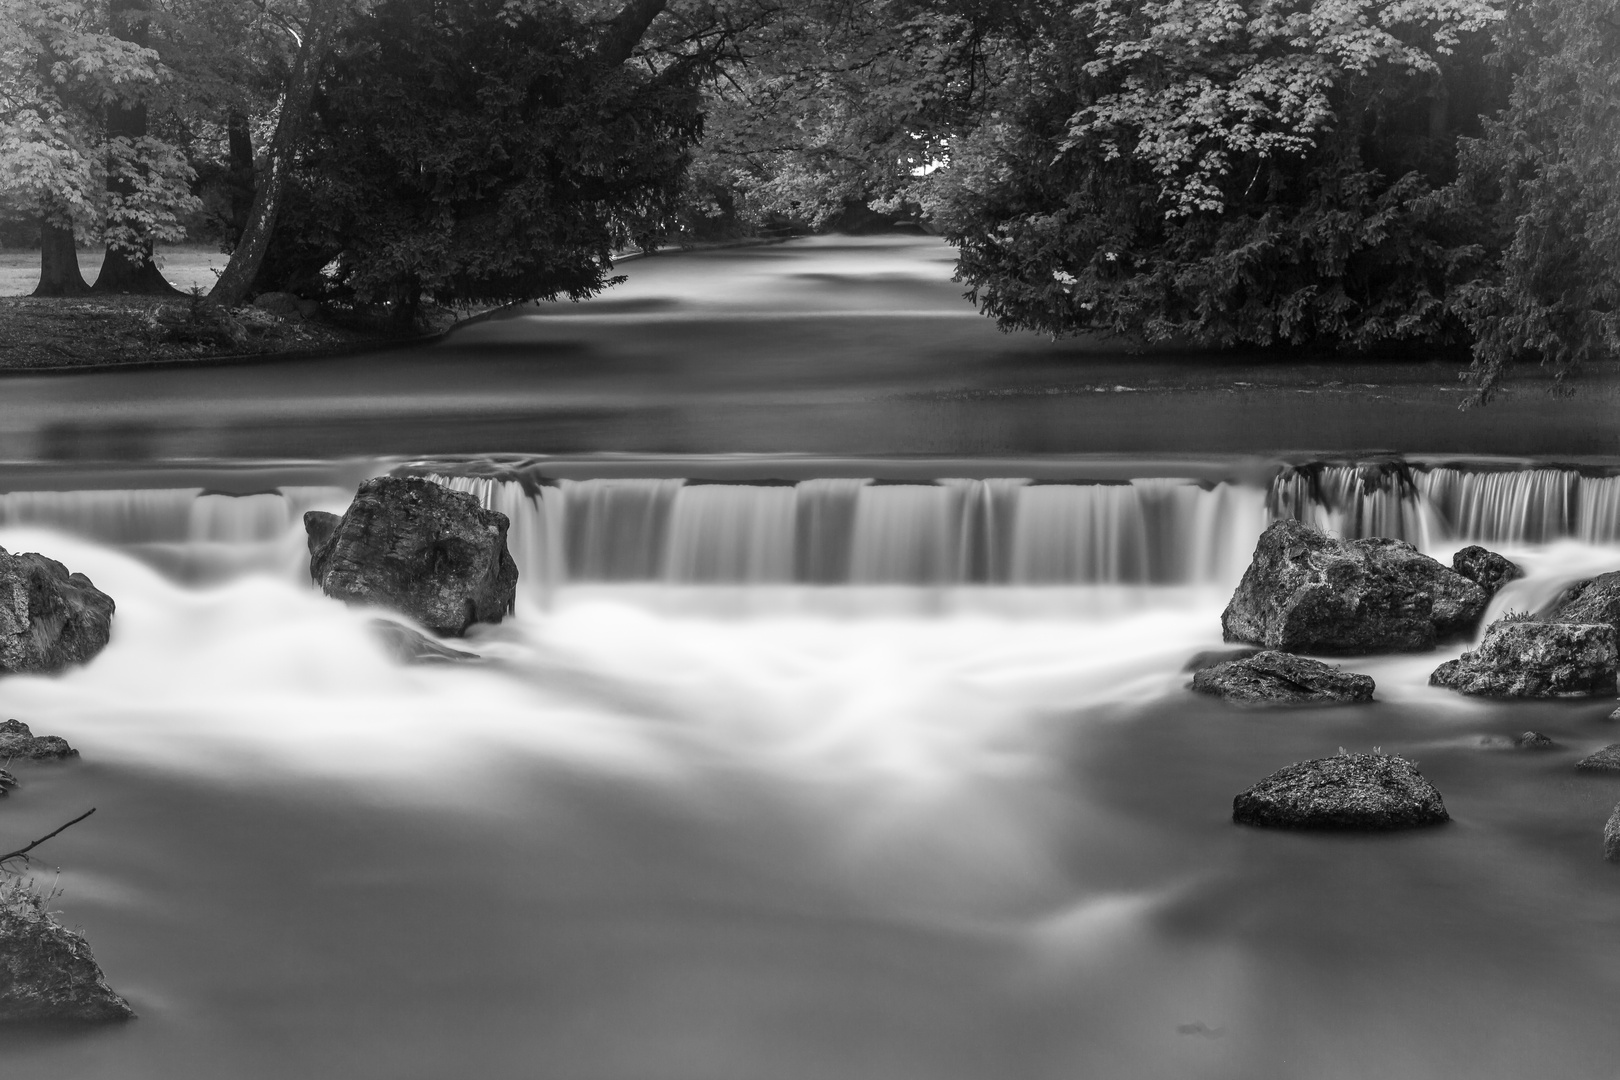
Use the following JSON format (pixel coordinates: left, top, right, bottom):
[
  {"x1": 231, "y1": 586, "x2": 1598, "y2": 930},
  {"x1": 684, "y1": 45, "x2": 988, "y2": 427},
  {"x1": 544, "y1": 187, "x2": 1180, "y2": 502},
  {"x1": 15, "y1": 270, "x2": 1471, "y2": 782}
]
[{"x1": 4, "y1": 238, "x2": 1620, "y2": 1079}]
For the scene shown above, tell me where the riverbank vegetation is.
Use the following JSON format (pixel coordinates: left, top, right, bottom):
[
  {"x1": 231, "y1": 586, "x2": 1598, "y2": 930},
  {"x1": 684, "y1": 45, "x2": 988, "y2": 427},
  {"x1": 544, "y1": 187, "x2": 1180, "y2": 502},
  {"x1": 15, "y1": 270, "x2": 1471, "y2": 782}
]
[{"x1": 1, "y1": 0, "x2": 1615, "y2": 390}]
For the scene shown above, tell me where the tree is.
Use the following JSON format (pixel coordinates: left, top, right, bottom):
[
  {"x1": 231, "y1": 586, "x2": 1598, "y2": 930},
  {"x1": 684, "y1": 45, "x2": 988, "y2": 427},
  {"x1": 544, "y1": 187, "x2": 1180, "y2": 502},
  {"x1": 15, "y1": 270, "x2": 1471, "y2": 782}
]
[
  {"x1": 1450, "y1": 0, "x2": 1620, "y2": 401},
  {"x1": 681, "y1": 1, "x2": 1003, "y2": 235},
  {"x1": 247, "y1": 0, "x2": 728, "y2": 322},
  {"x1": 205, "y1": 0, "x2": 347, "y2": 309},
  {"x1": 0, "y1": 0, "x2": 193, "y2": 295},
  {"x1": 907, "y1": 0, "x2": 1504, "y2": 352}
]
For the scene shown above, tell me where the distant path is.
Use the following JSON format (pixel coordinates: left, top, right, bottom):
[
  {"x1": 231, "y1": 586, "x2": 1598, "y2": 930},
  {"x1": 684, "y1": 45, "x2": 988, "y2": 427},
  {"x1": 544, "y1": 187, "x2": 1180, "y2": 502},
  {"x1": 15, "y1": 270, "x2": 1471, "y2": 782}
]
[{"x1": 0, "y1": 235, "x2": 1613, "y2": 462}]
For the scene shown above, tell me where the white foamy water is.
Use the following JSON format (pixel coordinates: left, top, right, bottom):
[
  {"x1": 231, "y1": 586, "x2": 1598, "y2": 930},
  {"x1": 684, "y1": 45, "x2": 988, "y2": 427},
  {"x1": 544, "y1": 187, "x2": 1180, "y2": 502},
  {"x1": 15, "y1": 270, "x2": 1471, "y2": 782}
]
[{"x1": 9, "y1": 461, "x2": 1620, "y2": 1080}]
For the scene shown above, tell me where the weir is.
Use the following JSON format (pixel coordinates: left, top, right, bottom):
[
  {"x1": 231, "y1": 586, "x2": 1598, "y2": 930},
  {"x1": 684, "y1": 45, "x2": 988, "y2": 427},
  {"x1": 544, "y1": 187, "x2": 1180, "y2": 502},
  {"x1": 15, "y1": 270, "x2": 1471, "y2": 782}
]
[{"x1": 0, "y1": 458, "x2": 1616, "y2": 594}]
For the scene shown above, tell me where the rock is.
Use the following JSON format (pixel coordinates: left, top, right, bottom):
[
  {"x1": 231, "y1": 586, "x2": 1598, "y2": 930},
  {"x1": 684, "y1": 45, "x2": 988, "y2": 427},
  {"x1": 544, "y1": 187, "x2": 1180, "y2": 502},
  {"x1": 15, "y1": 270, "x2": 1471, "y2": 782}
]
[
  {"x1": 1516, "y1": 731, "x2": 1557, "y2": 750},
  {"x1": 0, "y1": 769, "x2": 14, "y2": 793},
  {"x1": 1542, "y1": 571, "x2": 1620, "y2": 636},
  {"x1": 1233, "y1": 752, "x2": 1450, "y2": 830},
  {"x1": 1191, "y1": 651, "x2": 1375, "y2": 706},
  {"x1": 369, "y1": 619, "x2": 482, "y2": 665},
  {"x1": 1221, "y1": 520, "x2": 1487, "y2": 654},
  {"x1": 1450, "y1": 545, "x2": 1524, "y2": 595},
  {"x1": 1429, "y1": 619, "x2": 1618, "y2": 698},
  {"x1": 1182, "y1": 647, "x2": 1260, "y2": 673},
  {"x1": 1575, "y1": 744, "x2": 1620, "y2": 772},
  {"x1": 0, "y1": 904, "x2": 133, "y2": 1022},
  {"x1": 1610, "y1": 705, "x2": 1620, "y2": 722},
  {"x1": 0, "y1": 719, "x2": 77, "y2": 761},
  {"x1": 304, "y1": 510, "x2": 340, "y2": 554},
  {"x1": 0, "y1": 549, "x2": 115, "y2": 675},
  {"x1": 1606, "y1": 803, "x2": 1620, "y2": 863},
  {"x1": 306, "y1": 476, "x2": 518, "y2": 637}
]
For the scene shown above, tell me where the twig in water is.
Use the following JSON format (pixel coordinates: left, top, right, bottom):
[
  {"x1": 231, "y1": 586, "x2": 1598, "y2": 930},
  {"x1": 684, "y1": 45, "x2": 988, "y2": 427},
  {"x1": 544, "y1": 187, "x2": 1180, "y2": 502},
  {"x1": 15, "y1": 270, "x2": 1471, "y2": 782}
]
[{"x1": 0, "y1": 807, "x2": 96, "y2": 867}]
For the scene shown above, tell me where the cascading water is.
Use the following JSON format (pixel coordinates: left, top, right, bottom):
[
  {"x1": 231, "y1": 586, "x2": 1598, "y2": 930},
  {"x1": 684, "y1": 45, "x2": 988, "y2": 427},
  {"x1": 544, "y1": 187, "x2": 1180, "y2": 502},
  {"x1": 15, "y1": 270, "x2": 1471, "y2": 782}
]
[{"x1": 8, "y1": 455, "x2": 1620, "y2": 1080}]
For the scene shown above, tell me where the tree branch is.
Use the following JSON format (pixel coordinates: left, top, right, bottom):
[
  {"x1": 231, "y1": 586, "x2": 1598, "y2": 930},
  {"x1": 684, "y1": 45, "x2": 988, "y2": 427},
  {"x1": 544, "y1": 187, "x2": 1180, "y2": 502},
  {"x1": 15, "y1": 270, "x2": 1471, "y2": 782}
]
[
  {"x1": 596, "y1": 0, "x2": 670, "y2": 67},
  {"x1": 1, "y1": 808, "x2": 97, "y2": 867}
]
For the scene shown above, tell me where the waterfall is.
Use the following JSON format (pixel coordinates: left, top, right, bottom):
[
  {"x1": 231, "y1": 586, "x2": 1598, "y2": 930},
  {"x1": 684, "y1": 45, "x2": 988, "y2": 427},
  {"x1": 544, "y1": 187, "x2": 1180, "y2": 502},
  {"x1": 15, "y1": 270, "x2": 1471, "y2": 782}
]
[{"x1": 418, "y1": 473, "x2": 1270, "y2": 589}]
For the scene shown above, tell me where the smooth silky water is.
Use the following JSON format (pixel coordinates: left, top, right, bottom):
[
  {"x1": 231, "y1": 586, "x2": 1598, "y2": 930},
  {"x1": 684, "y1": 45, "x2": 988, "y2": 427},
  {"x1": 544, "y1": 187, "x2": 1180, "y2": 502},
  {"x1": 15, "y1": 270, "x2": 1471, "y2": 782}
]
[{"x1": 1, "y1": 456, "x2": 1619, "y2": 1079}]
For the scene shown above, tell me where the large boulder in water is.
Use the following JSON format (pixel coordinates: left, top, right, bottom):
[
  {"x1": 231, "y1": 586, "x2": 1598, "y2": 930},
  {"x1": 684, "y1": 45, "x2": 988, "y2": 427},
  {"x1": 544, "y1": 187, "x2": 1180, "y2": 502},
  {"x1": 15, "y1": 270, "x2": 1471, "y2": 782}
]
[
  {"x1": 0, "y1": 549, "x2": 114, "y2": 675},
  {"x1": 1451, "y1": 545, "x2": 1523, "y2": 596},
  {"x1": 0, "y1": 903, "x2": 133, "y2": 1022},
  {"x1": 1429, "y1": 618, "x2": 1618, "y2": 698},
  {"x1": 1191, "y1": 651, "x2": 1374, "y2": 706},
  {"x1": 306, "y1": 476, "x2": 518, "y2": 636},
  {"x1": 1221, "y1": 520, "x2": 1487, "y2": 654},
  {"x1": 1233, "y1": 753, "x2": 1449, "y2": 830}
]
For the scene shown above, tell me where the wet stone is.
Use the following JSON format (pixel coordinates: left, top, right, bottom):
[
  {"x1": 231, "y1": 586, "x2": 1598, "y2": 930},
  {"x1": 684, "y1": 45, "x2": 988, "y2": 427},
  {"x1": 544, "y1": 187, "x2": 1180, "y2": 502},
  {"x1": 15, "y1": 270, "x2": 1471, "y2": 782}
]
[
  {"x1": 1233, "y1": 753, "x2": 1449, "y2": 830},
  {"x1": 0, "y1": 719, "x2": 77, "y2": 761},
  {"x1": 1191, "y1": 651, "x2": 1374, "y2": 706},
  {"x1": 1451, "y1": 546, "x2": 1524, "y2": 596},
  {"x1": 1606, "y1": 803, "x2": 1620, "y2": 864},
  {"x1": 1429, "y1": 619, "x2": 1618, "y2": 698},
  {"x1": 1222, "y1": 520, "x2": 1487, "y2": 654},
  {"x1": 1516, "y1": 731, "x2": 1557, "y2": 750},
  {"x1": 1575, "y1": 744, "x2": 1620, "y2": 772},
  {"x1": 0, "y1": 906, "x2": 134, "y2": 1023}
]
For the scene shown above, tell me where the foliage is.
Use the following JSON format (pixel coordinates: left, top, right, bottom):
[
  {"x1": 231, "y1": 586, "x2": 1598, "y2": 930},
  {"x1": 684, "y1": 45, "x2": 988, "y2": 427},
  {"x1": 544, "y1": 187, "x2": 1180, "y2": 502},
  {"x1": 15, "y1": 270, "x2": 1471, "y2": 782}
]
[
  {"x1": 908, "y1": 0, "x2": 1505, "y2": 352},
  {"x1": 0, "y1": 0, "x2": 198, "y2": 249},
  {"x1": 682, "y1": 0, "x2": 1009, "y2": 235},
  {"x1": 260, "y1": 0, "x2": 725, "y2": 311},
  {"x1": 1450, "y1": 0, "x2": 1620, "y2": 401}
]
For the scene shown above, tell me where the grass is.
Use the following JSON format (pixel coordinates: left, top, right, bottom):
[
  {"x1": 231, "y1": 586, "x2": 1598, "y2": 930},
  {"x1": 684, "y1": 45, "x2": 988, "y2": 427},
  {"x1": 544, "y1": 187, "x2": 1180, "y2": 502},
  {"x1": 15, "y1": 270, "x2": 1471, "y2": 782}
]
[{"x1": 0, "y1": 244, "x2": 228, "y2": 298}]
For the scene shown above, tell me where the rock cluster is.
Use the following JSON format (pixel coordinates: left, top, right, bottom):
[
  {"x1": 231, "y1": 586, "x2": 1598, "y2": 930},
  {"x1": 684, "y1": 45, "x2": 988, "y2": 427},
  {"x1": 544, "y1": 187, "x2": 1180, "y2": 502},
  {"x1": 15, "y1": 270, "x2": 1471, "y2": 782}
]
[
  {"x1": 1233, "y1": 753, "x2": 1449, "y2": 830},
  {"x1": 1429, "y1": 619, "x2": 1618, "y2": 698},
  {"x1": 0, "y1": 548, "x2": 115, "y2": 676},
  {"x1": 1191, "y1": 651, "x2": 1374, "y2": 706},
  {"x1": 0, "y1": 904, "x2": 133, "y2": 1022},
  {"x1": 0, "y1": 719, "x2": 77, "y2": 761},
  {"x1": 306, "y1": 476, "x2": 519, "y2": 636},
  {"x1": 1221, "y1": 520, "x2": 1488, "y2": 653}
]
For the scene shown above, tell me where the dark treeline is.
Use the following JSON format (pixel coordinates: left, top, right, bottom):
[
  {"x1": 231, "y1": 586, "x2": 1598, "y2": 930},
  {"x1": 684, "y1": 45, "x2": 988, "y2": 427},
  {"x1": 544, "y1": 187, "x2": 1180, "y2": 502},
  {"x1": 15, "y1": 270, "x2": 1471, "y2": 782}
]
[{"x1": 1, "y1": 0, "x2": 1615, "y2": 395}]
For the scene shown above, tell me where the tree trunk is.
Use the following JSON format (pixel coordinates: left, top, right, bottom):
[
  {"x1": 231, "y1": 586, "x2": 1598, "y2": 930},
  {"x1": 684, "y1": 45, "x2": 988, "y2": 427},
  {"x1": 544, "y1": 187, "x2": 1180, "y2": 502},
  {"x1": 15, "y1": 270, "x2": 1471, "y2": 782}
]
[
  {"x1": 226, "y1": 109, "x2": 255, "y2": 244},
  {"x1": 208, "y1": 0, "x2": 343, "y2": 309},
  {"x1": 32, "y1": 211, "x2": 91, "y2": 298},
  {"x1": 91, "y1": 0, "x2": 180, "y2": 296}
]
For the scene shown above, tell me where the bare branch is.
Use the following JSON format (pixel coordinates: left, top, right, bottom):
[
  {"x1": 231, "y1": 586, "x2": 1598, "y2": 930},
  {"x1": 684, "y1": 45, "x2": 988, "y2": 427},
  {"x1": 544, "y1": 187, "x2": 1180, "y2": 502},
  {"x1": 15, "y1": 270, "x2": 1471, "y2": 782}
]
[{"x1": 1, "y1": 808, "x2": 97, "y2": 868}]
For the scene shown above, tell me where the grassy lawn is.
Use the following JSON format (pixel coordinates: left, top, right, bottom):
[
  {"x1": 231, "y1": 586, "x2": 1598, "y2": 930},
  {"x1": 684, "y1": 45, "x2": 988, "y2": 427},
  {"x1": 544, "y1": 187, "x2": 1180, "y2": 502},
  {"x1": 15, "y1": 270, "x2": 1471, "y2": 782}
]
[{"x1": 0, "y1": 244, "x2": 229, "y2": 297}]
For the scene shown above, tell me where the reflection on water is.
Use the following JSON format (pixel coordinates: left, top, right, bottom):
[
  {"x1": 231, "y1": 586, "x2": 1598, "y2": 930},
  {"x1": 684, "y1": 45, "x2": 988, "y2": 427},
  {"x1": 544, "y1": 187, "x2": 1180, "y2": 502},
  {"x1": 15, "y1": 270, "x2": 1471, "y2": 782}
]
[{"x1": 4, "y1": 458, "x2": 1620, "y2": 1078}]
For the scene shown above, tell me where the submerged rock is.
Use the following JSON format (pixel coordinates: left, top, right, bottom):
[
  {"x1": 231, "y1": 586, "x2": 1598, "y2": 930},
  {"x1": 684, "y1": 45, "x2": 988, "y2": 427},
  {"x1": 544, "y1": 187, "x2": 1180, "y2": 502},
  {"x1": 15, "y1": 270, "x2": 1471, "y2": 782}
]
[
  {"x1": 1191, "y1": 651, "x2": 1374, "y2": 706},
  {"x1": 1233, "y1": 753, "x2": 1449, "y2": 830},
  {"x1": 1516, "y1": 731, "x2": 1557, "y2": 750},
  {"x1": 306, "y1": 477, "x2": 518, "y2": 637},
  {"x1": 1451, "y1": 546, "x2": 1524, "y2": 596},
  {"x1": 1575, "y1": 744, "x2": 1620, "y2": 772},
  {"x1": 0, "y1": 549, "x2": 115, "y2": 676},
  {"x1": 0, "y1": 899, "x2": 133, "y2": 1022},
  {"x1": 1221, "y1": 520, "x2": 1487, "y2": 654},
  {"x1": 1429, "y1": 619, "x2": 1618, "y2": 698},
  {"x1": 0, "y1": 719, "x2": 77, "y2": 761},
  {"x1": 1606, "y1": 803, "x2": 1620, "y2": 863},
  {"x1": 369, "y1": 620, "x2": 482, "y2": 665}
]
